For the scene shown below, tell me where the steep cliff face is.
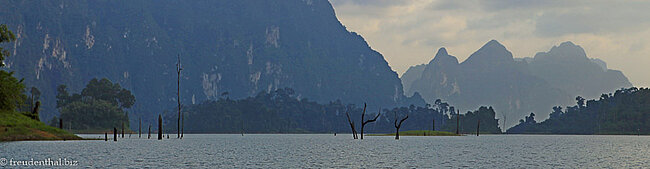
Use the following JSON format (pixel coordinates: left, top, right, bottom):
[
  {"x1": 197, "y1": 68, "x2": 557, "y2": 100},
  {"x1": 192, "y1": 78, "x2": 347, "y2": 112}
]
[
  {"x1": 1, "y1": 0, "x2": 416, "y2": 124},
  {"x1": 400, "y1": 64, "x2": 425, "y2": 95},
  {"x1": 407, "y1": 48, "x2": 461, "y2": 99}
]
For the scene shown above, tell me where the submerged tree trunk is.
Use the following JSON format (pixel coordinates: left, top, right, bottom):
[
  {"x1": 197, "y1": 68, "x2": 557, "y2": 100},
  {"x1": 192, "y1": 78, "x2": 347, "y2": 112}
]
[
  {"x1": 177, "y1": 54, "x2": 183, "y2": 139},
  {"x1": 148, "y1": 125, "x2": 151, "y2": 139},
  {"x1": 345, "y1": 111, "x2": 358, "y2": 139},
  {"x1": 158, "y1": 114, "x2": 163, "y2": 140},
  {"x1": 121, "y1": 122, "x2": 125, "y2": 138},
  {"x1": 360, "y1": 104, "x2": 380, "y2": 140},
  {"x1": 394, "y1": 113, "x2": 409, "y2": 140}
]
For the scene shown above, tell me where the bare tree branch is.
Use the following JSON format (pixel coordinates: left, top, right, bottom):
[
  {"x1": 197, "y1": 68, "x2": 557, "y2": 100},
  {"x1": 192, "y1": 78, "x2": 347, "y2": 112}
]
[
  {"x1": 345, "y1": 110, "x2": 358, "y2": 139},
  {"x1": 394, "y1": 112, "x2": 408, "y2": 140},
  {"x1": 360, "y1": 104, "x2": 380, "y2": 139}
]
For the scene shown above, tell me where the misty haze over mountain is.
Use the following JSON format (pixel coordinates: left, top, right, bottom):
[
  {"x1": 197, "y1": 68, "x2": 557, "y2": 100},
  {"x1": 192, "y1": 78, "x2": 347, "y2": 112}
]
[{"x1": 403, "y1": 40, "x2": 631, "y2": 127}]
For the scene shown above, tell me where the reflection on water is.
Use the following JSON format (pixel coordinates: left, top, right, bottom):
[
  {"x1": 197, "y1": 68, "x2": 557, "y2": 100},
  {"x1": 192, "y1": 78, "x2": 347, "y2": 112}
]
[{"x1": 1, "y1": 134, "x2": 649, "y2": 168}]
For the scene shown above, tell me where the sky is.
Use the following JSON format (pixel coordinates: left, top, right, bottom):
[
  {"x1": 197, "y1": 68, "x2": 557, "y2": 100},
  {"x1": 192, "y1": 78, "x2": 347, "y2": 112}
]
[{"x1": 330, "y1": 0, "x2": 650, "y2": 87}]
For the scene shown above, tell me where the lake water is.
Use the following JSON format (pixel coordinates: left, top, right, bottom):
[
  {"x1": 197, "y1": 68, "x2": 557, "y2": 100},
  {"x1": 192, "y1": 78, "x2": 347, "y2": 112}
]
[{"x1": 1, "y1": 134, "x2": 649, "y2": 168}]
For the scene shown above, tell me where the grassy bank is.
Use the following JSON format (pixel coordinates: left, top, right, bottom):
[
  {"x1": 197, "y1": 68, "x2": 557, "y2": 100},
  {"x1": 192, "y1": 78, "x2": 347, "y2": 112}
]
[
  {"x1": 0, "y1": 110, "x2": 81, "y2": 141},
  {"x1": 367, "y1": 130, "x2": 460, "y2": 136}
]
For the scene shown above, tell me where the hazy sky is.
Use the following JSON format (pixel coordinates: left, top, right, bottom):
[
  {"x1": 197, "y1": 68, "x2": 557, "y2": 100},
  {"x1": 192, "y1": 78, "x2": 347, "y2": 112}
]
[{"x1": 330, "y1": 0, "x2": 650, "y2": 87}]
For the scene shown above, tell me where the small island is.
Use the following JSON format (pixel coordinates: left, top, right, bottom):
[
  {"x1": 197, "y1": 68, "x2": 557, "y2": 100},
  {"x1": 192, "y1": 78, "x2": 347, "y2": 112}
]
[{"x1": 367, "y1": 130, "x2": 460, "y2": 136}]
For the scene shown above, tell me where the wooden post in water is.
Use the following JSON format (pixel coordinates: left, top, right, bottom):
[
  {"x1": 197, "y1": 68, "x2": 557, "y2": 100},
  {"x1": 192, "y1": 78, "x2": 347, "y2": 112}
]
[
  {"x1": 148, "y1": 124, "x2": 151, "y2": 139},
  {"x1": 176, "y1": 54, "x2": 183, "y2": 139},
  {"x1": 105, "y1": 132, "x2": 107, "y2": 141},
  {"x1": 121, "y1": 122, "x2": 125, "y2": 138},
  {"x1": 158, "y1": 114, "x2": 162, "y2": 140},
  {"x1": 113, "y1": 128, "x2": 117, "y2": 141}
]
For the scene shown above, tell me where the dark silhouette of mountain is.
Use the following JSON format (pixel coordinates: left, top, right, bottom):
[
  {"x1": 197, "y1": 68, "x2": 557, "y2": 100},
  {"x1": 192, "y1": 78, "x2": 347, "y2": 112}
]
[
  {"x1": 404, "y1": 40, "x2": 630, "y2": 128},
  {"x1": 0, "y1": 0, "x2": 422, "y2": 125},
  {"x1": 400, "y1": 64, "x2": 425, "y2": 95},
  {"x1": 528, "y1": 41, "x2": 632, "y2": 100}
]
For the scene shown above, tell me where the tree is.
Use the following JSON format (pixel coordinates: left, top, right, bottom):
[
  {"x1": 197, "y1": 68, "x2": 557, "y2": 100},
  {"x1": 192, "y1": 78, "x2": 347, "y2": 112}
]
[
  {"x1": 575, "y1": 96, "x2": 585, "y2": 108},
  {"x1": 0, "y1": 71, "x2": 25, "y2": 111},
  {"x1": 57, "y1": 78, "x2": 134, "y2": 130},
  {"x1": 81, "y1": 78, "x2": 135, "y2": 109},
  {"x1": 0, "y1": 24, "x2": 24, "y2": 112},
  {"x1": 30, "y1": 87, "x2": 41, "y2": 108},
  {"x1": 394, "y1": 112, "x2": 408, "y2": 140},
  {"x1": 176, "y1": 54, "x2": 183, "y2": 138},
  {"x1": 0, "y1": 24, "x2": 16, "y2": 67},
  {"x1": 360, "y1": 103, "x2": 380, "y2": 139},
  {"x1": 525, "y1": 113, "x2": 536, "y2": 123},
  {"x1": 345, "y1": 110, "x2": 358, "y2": 139},
  {"x1": 549, "y1": 106, "x2": 563, "y2": 119}
]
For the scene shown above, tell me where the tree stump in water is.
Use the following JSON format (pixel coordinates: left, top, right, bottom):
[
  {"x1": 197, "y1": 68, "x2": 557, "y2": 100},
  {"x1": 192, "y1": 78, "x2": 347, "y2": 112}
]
[
  {"x1": 158, "y1": 114, "x2": 162, "y2": 140},
  {"x1": 121, "y1": 122, "x2": 125, "y2": 138},
  {"x1": 148, "y1": 125, "x2": 151, "y2": 139}
]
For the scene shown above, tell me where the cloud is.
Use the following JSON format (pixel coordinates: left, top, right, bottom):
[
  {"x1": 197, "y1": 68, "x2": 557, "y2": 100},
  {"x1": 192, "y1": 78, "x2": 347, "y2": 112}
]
[{"x1": 330, "y1": 0, "x2": 650, "y2": 87}]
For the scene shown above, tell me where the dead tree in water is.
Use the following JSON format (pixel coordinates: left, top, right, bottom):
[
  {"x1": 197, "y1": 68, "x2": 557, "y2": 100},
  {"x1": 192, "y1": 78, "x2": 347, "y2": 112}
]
[
  {"x1": 345, "y1": 110, "x2": 358, "y2": 139},
  {"x1": 148, "y1": 124, "x2": 151, "y2": 139},
  {"x1": 158, "y1": 114, "x2": 163, "y2": 140},
  {"x1": 394, "y1": 112, "x2": 408, "y2": 140},
  {"x1": 360, "y1": 104, "x2": 380, "y2": 140},
  {"x1": 176, "y1": 54, "x2": 183, "y2": 139},
  {"x1": 181, "y1": 112, "x2": 184, "y2": 139},
  {"x1": 121, "y1": 122, "x2": 125, "y2": 138}
]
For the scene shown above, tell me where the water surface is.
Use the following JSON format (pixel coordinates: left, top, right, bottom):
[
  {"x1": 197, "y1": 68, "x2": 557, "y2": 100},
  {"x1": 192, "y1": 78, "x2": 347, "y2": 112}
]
[{"x1": 1, "y1": 134, "x2": 649, "y2": 168}]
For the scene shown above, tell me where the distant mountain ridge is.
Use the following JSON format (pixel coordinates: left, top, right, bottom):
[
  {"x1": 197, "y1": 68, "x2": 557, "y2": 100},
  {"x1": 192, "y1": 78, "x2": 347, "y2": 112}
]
[
  {"x1": 0, "y1": 0, "x2": 423, "y2": 125},
  {"x1": 403, "y1": 40, "x2": 631, "y2": 128}
]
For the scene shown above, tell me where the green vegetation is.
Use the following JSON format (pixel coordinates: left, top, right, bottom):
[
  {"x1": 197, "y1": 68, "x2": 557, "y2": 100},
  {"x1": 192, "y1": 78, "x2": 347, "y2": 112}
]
[
  {"x1": 56, "y1": 78, "x2": 134, "y2": 131},
  {"x1": 508, "y1": 87, "x2": 650, "y2": 134},
  {"x1": 169, "y1": 88, "x2": 502, "y2": 134},
  {"x1": 367, "y1": 130, "x2": 459, "y2": 136},
  {"x1": 0, "y1": 110, "x2": 81, "y2": 141},
  {"x1": 0, "y1": 24, "x2": 79, "y2": 141}
]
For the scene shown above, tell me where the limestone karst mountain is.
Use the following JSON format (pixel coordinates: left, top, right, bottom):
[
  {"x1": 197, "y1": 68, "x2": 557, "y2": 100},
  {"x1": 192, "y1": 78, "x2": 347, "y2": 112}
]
[
  {"x1": 0, "y1": 0, "x2": 422, "y2": 124},
  {"x1": 403, "y1": 40, "x2": 631, "y2": 128}
]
